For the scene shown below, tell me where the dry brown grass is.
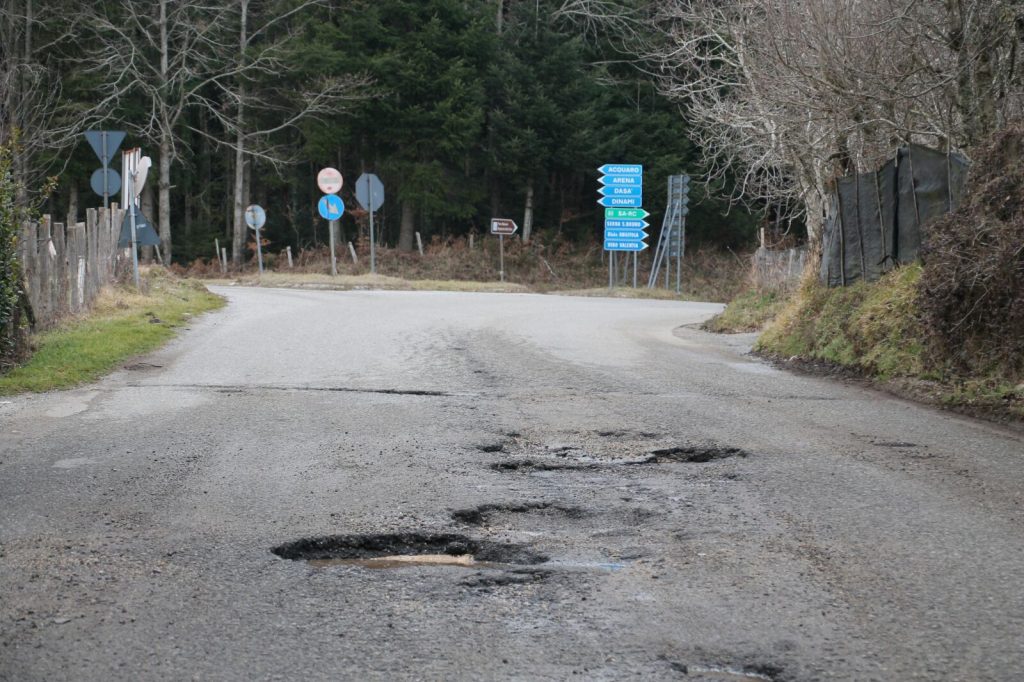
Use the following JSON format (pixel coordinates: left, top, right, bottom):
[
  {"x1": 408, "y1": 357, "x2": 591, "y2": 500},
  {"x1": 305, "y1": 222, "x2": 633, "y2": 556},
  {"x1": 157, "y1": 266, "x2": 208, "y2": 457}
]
[{"x1": 178, "y1": 236, "x2": 751, "y2": 303}]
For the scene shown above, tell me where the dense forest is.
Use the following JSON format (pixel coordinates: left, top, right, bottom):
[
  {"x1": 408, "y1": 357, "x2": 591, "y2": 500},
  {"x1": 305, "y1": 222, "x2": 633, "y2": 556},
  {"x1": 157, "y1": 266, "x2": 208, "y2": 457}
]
[
  {"x1": 1, "y1": 0, "x2": 758, "y2": 267},
  {"x1": 3, "y1": 0, "x2": 1020, "y2": 268}
]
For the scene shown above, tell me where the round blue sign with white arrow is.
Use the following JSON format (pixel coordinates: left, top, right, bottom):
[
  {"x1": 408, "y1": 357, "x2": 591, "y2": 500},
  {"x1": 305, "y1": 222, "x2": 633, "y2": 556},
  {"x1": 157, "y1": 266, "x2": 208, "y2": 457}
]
[{"x1": 318, "y1": 194, "x2": 344, "y2": 220}]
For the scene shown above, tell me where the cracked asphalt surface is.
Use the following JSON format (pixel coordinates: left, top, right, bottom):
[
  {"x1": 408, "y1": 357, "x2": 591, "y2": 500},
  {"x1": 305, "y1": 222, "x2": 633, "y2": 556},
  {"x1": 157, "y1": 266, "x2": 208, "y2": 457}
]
[{"x1": 2, "y1": 286, "x2": 1023, "y2": 681}]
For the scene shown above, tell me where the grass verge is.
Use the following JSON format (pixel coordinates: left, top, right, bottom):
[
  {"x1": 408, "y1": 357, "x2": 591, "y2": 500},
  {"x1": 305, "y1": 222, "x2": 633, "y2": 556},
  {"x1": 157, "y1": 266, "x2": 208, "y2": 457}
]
[
  {"x1": 181, "y1": 240, "x2": 749, "y2": 304},
  {"x1": 703, "y1": 289, "x2": 788, "y2": 333},
  {"x1": 0, "y1": 270, "x2": 224, "y2": 395},
  {"x1": 755, "y1": 265, "x2": 1022, "y2": 422}
]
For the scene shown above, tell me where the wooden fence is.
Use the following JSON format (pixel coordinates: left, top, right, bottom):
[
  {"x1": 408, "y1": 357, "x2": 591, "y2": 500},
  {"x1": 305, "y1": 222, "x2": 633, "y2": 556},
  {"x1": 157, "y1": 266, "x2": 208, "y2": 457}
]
[
  {"x1": 752, "y1": 246, "x2": 807, "y2": 291},
  {"x1": 18, "y1": 207, "x2": 126, "y2": 330}
]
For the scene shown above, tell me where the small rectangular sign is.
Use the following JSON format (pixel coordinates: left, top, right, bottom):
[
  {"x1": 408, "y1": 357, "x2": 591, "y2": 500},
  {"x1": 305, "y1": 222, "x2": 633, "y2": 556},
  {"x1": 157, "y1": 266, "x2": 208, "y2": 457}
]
[
  {"x1": 600, "y1": 175, "x2": 642, "y2": 187},
  {"x1": 490, "y1": 218, "x2": 518, "y2": 235},
  {"x1": 598, "y1": 164, "x2": 643, "y2": 176},
  {"x1": 605, "y1": 208, "x2": 650, "y2": 220},
  {"x1": 604, "y1": 219, "x2": 649, "y2": 229},
  {"x1": 599, "y1": 185, "x2": 643, "y2": 198},
  {"x1": 599, "y1": 196, "x2": 642, "y2": 208},
  {"x1": 604, "y1": 228, "x2": 647, "y2": 240},
  {"x1": 604, "y1": 239, "x2": 648, "y2": 252}
]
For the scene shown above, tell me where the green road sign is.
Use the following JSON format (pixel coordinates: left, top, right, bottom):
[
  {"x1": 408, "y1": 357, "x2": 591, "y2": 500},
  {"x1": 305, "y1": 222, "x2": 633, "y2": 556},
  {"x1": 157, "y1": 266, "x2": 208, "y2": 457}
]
[{"x1": 605, "y1": 208, "x2": 650, "y2": 220}]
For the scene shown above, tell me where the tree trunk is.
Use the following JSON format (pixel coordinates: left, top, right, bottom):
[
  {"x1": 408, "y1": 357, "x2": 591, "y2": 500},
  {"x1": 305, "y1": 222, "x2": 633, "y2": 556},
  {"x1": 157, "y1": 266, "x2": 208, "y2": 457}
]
[
  {"x1": 398, "y1": 200, "x2": 415, "y2": 252},
  {"x1": 157, "y1": 0, "x2": 171, "y2": 264},
  {"x1": 231, "y1": 128, "x2": 246, "y2": 266},
  {"x1": 522, "y1": 179, "x2": 534, "y2": 245},
  {"x1": 231, "y1": 0, "x2": 249, "y2": 266},
  {"x1": 158, "y1": 136, "x2": 172, "y2": 264},
  {"x1": 141, "y1": 180, "x2": 156, "y2": 262},
  {"x1": 67, "y1": 182, "x2": 78, "y2": 226}
]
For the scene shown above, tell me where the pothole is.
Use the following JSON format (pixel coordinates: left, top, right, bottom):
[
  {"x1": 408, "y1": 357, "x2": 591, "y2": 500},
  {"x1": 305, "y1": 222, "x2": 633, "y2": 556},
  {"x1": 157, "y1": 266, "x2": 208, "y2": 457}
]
[
  {"x1": 669, "y1": 662, "x2": 783, "y2": 681},
  {"x1": 476, "y1": 443, "x2": 505, "y2": 453},
  {"x1": 490, "y1": 459, "x2": 596, "y2": 473},
  {"x1": 271, "y1": 532, "x2": 547, "y2": 570},
  {"x1": 124, "y1": 362, "x2": 163, "y2": 371},
  {"x1": 451, "y1": 502, "x2": 586, "y2": 526},
  {"x1": 641, "y1": 445, "x2": 749, "y2": 464}
]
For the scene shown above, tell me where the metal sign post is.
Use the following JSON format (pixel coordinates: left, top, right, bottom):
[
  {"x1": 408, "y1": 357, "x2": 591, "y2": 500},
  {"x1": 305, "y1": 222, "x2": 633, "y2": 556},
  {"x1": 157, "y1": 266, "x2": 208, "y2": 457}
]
[
  {"x1": 600, "y1": 165, "x2": 645, "y2": 289},
  {"x1": 490, "y1": 218, "x2": 518, "y2": 283},
  {"x1": 318, "y1": 194, "x2": 344, "y2": 276},
  {"x1": 355, "y1": 173, "x2": 385, "y2": 275},
  {"x1": 85, "y1": 130, "x2": 126, "y2": 209},
  {"x1": 245, "y1": 205, "x2": 267, "y2": 275},
  {"x1": 317, "y1": 168, "x2": 345, "y2": 277}
]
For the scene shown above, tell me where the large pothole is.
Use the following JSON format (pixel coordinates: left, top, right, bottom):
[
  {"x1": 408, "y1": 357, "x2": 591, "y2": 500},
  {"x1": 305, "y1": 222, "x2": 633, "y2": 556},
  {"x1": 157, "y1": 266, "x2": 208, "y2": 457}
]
[
  {"x1": 271, "y1": 532, "x2": 548, "y2": 569},
  {"x1": 640, "y1": 445, "x2": 749, "y2": 464}
]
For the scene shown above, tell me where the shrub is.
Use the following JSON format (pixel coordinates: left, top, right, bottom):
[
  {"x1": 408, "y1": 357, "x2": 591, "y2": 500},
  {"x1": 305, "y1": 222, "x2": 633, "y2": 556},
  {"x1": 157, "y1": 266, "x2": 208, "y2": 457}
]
[
  {"x1": 0, "y1": 140, "x2": 27, "y2": 370},
  {"x1": 919, "y1": 123, "x2": 1024, "y2": 380}
]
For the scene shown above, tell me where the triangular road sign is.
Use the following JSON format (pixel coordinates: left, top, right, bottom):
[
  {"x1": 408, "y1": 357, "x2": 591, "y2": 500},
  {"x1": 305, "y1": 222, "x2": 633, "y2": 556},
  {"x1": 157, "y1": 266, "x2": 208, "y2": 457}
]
[
  {"x1": 118, "y1": 206, "x2": 160, "y2": 247},
  {"x1": 84, "y1": 131, "x2": 127, "y2": 167}
]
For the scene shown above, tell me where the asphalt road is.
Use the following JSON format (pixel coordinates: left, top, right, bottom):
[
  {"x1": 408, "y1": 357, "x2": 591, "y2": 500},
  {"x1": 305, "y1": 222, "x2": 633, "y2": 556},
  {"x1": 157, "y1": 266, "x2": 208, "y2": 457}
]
[{"x1": 2, "y1": 287, "x2": 1023, "y2": 681}]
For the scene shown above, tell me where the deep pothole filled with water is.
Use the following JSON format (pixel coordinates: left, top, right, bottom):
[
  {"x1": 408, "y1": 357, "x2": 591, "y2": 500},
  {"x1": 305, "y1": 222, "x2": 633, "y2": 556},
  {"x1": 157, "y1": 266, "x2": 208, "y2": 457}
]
[{"x1": 271, "y1": 532, "x2": 548, "y2": 570}]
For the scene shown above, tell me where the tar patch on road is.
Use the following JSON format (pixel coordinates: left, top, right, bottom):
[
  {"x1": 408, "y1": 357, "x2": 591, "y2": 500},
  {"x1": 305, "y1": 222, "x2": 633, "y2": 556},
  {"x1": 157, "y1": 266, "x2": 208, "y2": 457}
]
[{"x1": 271, "y1": 532, "x2": 548, "y2": 570}]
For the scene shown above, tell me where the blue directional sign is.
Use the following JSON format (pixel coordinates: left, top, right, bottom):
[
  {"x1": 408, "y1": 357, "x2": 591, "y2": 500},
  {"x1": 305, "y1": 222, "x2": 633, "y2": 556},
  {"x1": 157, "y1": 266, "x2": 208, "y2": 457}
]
[
  {"x1": 599, "y1": 195, "x2": 643, "y2": 208},
  {"x1": 604, "y1": 219, "x2": 649, "y2": 230},
  {"x1": 598, "y1": 164, "x2": 643, "y2": 176},
  {"x1": 318, "y1": 194, "x2": 344, "y2": 220},
  {"x1": 600, "y1": 174, "x2": 642, "y2": 187},
  {"x1": 604, "y1": 228, "x2": 647, "y2": 240},
  {"x1": 599, "y1": 185, "x2": 643, "y2": 198},
  {"x1": 604, "y1": 238, "x2": 648, "y2": 252},
  {"x1": 605, "y1": 208, "x2": 649, "y2": 220}
]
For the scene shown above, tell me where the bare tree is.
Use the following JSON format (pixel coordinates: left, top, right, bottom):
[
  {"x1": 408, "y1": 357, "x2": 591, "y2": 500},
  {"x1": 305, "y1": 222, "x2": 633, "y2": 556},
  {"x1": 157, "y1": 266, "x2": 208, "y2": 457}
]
[
  {"x1": 85, "y1": 0, "x2": 234, "y2": 263},
  {"x1": 559, "y1": 0, "x2": 1024, "y2": 260},
  {"x1": 187, "y1": 0, "x2": 371, "y2": 266},
  {"x1": 0, "y1": 0, "x2": 94, "y2": 202}
]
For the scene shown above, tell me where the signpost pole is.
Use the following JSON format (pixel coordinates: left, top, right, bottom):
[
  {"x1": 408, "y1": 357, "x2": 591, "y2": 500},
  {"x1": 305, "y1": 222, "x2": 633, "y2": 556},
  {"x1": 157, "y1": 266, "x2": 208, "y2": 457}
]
[
  {"x1": 608, "y1": 254, "x2": 613, "y2": 290},
  {"x1": 128, "y1": 160, "x2": 140, "y2": 291},
  {"x1": 329, "y1": 219, "x2": 338, "y2": 276},
  {"x1": 633, "y1": 252, "x2": 638, "y2": 288},
  {"x1": 369, "y1": 183, "x2": 376, "y2": 275},
  {"x1": 499, "y1": 235, "x2": 505, "y2": 283},
  {"x1": 256, "y1": 227, "x2": 264, "y2": 275},
  {"x1": 102, "y1": 131, "x2": 109, "y2": 210}
]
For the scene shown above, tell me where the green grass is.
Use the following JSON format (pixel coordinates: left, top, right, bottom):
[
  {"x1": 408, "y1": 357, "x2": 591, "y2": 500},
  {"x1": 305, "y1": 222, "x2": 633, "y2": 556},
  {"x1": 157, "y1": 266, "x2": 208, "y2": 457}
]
[
  {"x1": 0, "y1": 271, "x2": 223, "y2": 395},
  {"x1": 754, "y1": 265, "x2": 1023, "y2": 420},
  {"x1": 703, "y1": 289, "x2": 788, "y2": 333},
  {"x1": 757, "y1": 265, "x2": 924, "y2": 379}
]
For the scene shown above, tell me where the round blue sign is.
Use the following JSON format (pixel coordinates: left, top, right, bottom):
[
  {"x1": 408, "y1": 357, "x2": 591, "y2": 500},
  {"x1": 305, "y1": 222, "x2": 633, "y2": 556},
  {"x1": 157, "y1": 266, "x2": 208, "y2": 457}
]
[
  {"x1": 90, "y1": 167, "x2": 121, "y2": 198},
  {"x1": 318, "y1": 194, "x2": 344, "y2": 221},
  {"x1": 244, "y1": 204, "x2": 266, "y2": 230}
]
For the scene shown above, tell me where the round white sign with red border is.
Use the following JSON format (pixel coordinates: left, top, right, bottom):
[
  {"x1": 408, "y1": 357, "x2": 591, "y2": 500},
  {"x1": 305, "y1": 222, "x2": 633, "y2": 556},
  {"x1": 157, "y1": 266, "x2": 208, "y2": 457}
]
[{"x1": 317, "y1": 167, "x2": 343, "y2": 194}]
